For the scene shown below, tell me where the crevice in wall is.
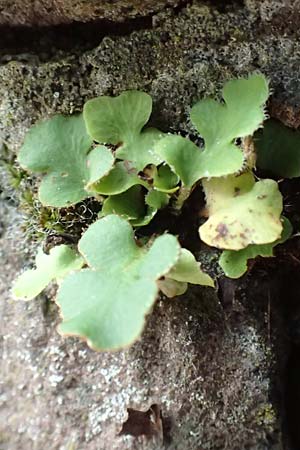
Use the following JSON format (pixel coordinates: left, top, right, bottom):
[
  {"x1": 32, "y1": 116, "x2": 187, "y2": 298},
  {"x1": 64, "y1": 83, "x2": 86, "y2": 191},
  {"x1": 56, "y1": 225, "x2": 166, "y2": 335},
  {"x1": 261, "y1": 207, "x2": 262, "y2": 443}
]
[
  {"x1": 280, "y1": 260, "x2": 300, "y2": 450},
  {"x1": 0, "y1": 15, "x2": 154, "y2": 58},
  {"x1": 0, "y1": 0, "x2": 246, "y2": 58}
]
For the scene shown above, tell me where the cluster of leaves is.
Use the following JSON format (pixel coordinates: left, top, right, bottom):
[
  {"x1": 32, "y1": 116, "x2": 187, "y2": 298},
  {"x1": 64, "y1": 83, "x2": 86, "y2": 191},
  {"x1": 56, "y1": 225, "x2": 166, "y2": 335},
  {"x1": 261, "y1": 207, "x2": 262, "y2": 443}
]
[{"x1": 13, "y1": 73, "x2": 292, "y2": 351}]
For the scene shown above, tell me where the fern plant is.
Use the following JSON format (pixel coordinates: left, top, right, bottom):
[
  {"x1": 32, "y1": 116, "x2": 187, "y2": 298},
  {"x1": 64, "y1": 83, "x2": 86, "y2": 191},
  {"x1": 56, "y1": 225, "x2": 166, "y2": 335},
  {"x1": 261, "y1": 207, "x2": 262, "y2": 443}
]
[{"x1": 13, "y1": 73, "x2": 291, "y2": 351}]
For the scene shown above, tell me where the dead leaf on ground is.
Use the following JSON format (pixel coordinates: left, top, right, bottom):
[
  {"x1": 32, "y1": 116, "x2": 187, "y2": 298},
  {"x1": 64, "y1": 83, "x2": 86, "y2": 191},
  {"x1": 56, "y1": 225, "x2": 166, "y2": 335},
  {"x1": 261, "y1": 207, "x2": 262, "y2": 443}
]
[{"x1": 119, "y1": 404, "x2": 173, "y2": 444}]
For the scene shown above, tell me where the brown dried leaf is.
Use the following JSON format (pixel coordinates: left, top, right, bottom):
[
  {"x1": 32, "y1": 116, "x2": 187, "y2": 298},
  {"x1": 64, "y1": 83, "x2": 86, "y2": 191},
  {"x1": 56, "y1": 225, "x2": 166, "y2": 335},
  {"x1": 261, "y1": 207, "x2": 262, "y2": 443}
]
[{"x1": 119, "y1": 404, "x2": 163, "y2": 440}]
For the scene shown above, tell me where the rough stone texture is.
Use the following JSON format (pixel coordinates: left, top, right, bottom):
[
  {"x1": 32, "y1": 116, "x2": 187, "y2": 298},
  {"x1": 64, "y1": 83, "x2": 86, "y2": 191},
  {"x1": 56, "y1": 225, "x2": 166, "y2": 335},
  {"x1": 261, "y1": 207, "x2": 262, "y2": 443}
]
[
  {"x1": 0, "y1": 0, "x2": 180, "y2": 26},
  {"x1": 245, "y1": 0, "x2": 298, "y2": 21},
  {"x1": 2, "y1": 1, "x2": 300, "y2": 151},
  {"x1": 0, "y1": 202, "x2": 282, "y2": 450},
  {"x1": 0, "y1": 0, "x2": 299, "y2": 449}
]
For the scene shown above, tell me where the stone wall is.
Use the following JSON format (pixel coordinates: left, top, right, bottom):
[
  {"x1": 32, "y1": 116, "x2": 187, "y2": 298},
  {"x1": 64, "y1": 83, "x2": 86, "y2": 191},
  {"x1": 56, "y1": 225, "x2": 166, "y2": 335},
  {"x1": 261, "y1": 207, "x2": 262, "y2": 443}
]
[
  {"x1": 1, "y1": 1, "x2": 298, "y2": 449},
  {"x1": 0, "y1": 0, "x2": 180, "y2": 26}
]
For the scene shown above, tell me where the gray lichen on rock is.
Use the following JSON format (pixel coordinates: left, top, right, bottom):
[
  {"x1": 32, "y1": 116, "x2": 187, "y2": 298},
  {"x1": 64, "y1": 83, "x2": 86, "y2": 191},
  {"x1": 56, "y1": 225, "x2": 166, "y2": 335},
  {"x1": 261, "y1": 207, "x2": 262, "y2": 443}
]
[
  {"x1": 0, "y1": 1, "x2": 298, "y2": 449},
  {"x1": 1, "y1": 1, "x2": 300, "y2": 150},
  {"x1": 0, "y1": 225, "x2": 281, "y2": 449}
]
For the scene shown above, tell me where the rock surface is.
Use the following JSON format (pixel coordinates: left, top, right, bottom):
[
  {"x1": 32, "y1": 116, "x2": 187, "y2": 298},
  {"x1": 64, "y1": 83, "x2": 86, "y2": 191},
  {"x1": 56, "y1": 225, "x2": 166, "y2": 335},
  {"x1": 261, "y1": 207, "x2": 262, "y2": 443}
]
[
  {"x1": 0, "y1": 1, "x2": 298, "y2": 449},
  {"x1": 1, "y1": 1, "x2": 300, "y2": 151},
  {"x1": 0, "y1": 202, "x2": 282, "y2": 449},
  {"x1": 0, "y1": 0, "x2": 180, "y2": 26}
]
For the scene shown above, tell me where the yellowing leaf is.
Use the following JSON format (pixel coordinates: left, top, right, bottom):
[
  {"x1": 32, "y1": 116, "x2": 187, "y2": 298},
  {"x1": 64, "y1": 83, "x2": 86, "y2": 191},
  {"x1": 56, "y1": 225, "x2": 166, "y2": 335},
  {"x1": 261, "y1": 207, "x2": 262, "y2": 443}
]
[
  {"x1": 158, "y1": 278, "x2": 188, "y2": 298},
  {"x1": 219, "y1": 217, "x2": 292, "y2": 278},
  {"x1": 200, "y1": 173, "x2": 283, "y2": 250}
]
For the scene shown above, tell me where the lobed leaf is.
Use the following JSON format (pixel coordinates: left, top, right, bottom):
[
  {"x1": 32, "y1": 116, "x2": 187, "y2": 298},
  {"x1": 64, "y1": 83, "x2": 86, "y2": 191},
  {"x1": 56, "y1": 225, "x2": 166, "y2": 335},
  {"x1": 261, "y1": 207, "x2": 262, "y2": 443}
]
[
  {"x1": 89, "y1": 161, "x2": 146, "y2": 195},
  {"x1": 200, "y1": 172, "x2": 283, "y2": 250},
  {"x1": 154, "y1": 135, "x2": 205, "y2": 187},
  {"x1": 18, "y1": 114, "x2": 114, "y2": 207},
  {"x1": 12, "y1": 245, "x2": 84, "y2": 300},
  {"x1": 84, "y1": 91, "x2": 164, "y2": 171},
  {"x1": 219, "y1": 217, "x2": 292, "y2": 278},
  {"x1": 116, "y1": 128, "x2": 164, "y2": 171},
  {"x1": 56, "y1": 215, "x2": 180, "y2": 350},
  {"x1": 155, "y1": 74, "x2": 269, "y2": 185},
  {"x1": 256, "y1": 119, "x2": 300, "y2": 178}
]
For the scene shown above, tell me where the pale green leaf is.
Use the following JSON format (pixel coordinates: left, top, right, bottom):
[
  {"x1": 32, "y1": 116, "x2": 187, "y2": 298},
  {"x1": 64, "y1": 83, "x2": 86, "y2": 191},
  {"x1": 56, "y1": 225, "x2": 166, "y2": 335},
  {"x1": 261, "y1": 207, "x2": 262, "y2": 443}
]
[
  {"x1": 200, "y1": 172, "x2": 283, "y2": 250},
  {"x1": 85, "y1": 147, "x2": 115, "y2": 189},
  {"x1": 256, "y1": 119, "x2": 300, "y2": 178},
  {"x1": 219, "y1": 217, "x2": 292, "y2": 278},
  {"x1": 84, "y1": 91, "x2": 164, "y2": 170},
  {"x1": 13, "y1": 245, "x2": 84, "y2": 300},
  {"x1": 90, "y1": 161, "x2": 146, "y2": 195},
  {"x1": 192, "y1": 74, "x2": 269, "y2": 144},
  {"x1": 166, "y1": 248, "x2": 214, "y2": 287},
  {"x1": 158, "y1": 248, "x2": 214, "y2": 298},
  {"x1": 116, "y1": 128, "x2": 164, "y2": 170},
  {"x1": 155, "y1": 74, "x2": 269, "y2": 185},
  {"x1": 56, "y1": 215, "x2": 180, "y2": 350},
  {"x1": 158, "y1": 278, "x2": 188, "y2": 298},
  {"x1": 154, "y1": 135, "x2": 207, "y2": 187},
  {"x1": 18, "y1": 114, "x2": 114, "y2": 207},
  {"x1": 84, "y1": 90, "x2": 152, "y2": 144}
]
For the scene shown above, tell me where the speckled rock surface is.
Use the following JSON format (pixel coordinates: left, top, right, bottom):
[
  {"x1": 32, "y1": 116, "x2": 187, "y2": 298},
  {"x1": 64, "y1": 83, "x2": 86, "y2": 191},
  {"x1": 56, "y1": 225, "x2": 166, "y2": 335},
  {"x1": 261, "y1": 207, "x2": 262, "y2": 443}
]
[
  {"x1": 0, "y1": 0, "x2": 298, "y2": 449},
  {"x1": 0, "y1": 202, "x2": 282, "y2": 449},
  {"x1": 0, "y1": 0, "x2": 180, "y2": 26},
  {"x1": 1, "y1": 1, "x2": 300, "y2": 151}
]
